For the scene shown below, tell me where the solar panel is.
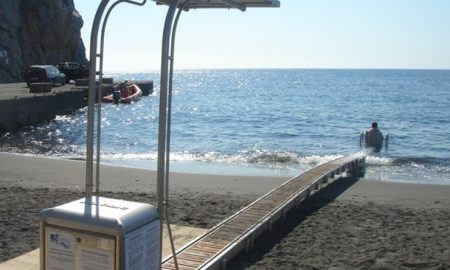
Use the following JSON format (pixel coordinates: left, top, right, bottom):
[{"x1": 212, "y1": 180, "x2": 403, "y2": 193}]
[{"x1": 153, "y1": 0, "x2": 280, "y2": 11}]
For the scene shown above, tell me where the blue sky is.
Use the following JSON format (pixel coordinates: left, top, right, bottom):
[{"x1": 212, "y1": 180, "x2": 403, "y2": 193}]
[{"x1": 76, "y1": 0, "x2": 450, "y2": 72}]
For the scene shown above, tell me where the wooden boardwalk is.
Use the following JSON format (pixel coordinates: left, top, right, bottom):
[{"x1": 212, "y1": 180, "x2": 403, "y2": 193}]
[{"x1": 161, "y1": 154, "x2": 366, "y2": 270}]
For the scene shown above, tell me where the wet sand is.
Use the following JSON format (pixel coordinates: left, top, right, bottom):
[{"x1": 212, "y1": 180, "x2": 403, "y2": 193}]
[{"x1": 1, "y1": 153, "x2": 449, "y2": 269}]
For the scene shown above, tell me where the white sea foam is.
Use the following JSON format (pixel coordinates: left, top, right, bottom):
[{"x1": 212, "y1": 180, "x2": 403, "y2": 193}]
[
  {"x1": 297, "y1": 154, "x2": 344, "y2": 165},
  {"x1": 366, "y1": 156, "x2": 394, "y2": 166},
  {"x1": 98, "y1": 150, "x2": 345, "y2": 170}
]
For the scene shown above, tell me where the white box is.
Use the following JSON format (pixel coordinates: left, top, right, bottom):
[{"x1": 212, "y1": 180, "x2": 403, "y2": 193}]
[{"x1": 40, "y1": 196, "x2": 160, "y2": 270}]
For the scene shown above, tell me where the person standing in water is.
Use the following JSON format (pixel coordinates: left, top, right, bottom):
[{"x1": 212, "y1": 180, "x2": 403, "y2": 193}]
[{"x1": 365, "y1": 122, "x2": 384, "y2": 151}]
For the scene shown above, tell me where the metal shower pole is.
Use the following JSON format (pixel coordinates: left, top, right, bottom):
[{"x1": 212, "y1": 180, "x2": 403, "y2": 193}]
[
  {"x1": 86, "y1": 0, "x2": 110, "y2": 197},
  {"x1": 162, "y1": 3, "x2": 192, "y2": 268},
  {"x1": 85, "y1": 0, "x2": 147, "y2": 197},
  {"x1": 156, "y1": 1, "x2": 253, "y2": 267},
  {"x1": 96, "y1": 0, "x2": 147, "y2": 195}
]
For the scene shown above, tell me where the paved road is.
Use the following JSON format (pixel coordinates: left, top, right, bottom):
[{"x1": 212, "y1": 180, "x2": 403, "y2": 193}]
[{"x1": 0, "y1": 82, "x2": 83, "y2": 100}]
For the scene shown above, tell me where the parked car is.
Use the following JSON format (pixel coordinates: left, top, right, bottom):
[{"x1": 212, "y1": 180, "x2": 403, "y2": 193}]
[
  {"x1": 57, "y1": 62, "x2": 88, "y2": 83},
  {"x1": 25, "y1": 65, "x2": 66, "y2": 86}
]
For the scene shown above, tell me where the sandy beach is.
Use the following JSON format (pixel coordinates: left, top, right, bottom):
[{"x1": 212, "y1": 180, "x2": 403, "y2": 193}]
[{"x1": 1, "y1": 152, "x2": 450, "y2": 269}]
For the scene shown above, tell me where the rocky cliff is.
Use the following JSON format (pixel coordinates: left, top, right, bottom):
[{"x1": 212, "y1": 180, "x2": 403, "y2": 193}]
[{"x1": 0, "y1": 0, "x2": 87, "y2": 83}]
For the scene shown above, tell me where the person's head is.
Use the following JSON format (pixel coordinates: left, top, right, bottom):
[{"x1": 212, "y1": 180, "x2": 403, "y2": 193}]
[
  {"x1": 371, "y1": 122, "x2": 378, "y2": 128},
  {"x1": 118, "y1": 82, "x2": 127, "y2": 89}
]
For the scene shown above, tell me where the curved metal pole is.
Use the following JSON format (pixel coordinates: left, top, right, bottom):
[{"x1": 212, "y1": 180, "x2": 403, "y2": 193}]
[
  {"x1": 164, "y1": 1, "x2": 189, "y2": 211},
  {"x1": 157, "y1": 0, "x2": 181, "y2": 265},
  {"x1": 163, "y1": 4, "x2": 190, "y2": 269},
  {"x1": 95, "y1": 0, "x2": 147, "y2": 195},
  {"x1": 86, "y1": 0, "x2": 110, "y2": 197}
]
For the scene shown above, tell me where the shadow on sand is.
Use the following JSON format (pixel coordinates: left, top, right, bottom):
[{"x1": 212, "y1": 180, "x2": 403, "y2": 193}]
[{"x1": 228, "y1": 175, "x2": 362, "y2": 269}]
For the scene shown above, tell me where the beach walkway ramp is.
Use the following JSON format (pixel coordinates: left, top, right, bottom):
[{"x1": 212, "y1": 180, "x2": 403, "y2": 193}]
[{"x1": 161, "y1": 154, "x2": 366, "y2": 270}]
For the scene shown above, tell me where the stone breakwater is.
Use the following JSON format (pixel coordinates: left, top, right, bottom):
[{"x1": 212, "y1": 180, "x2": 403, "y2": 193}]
[
  {"x1": 0, "y1": 83, "x2": 87, "y2": 133},
  {"x1": 0, "y1": 80, "x2": 153, "y2": 134}
]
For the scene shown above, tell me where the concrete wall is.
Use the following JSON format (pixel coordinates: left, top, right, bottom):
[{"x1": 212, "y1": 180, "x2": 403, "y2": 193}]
[
  {"x1": 0, "y1": 87, "x2": 87, "y2": 133},
  {"x1": 0, "y1": 79, "x2": 152, "y2": 134}
]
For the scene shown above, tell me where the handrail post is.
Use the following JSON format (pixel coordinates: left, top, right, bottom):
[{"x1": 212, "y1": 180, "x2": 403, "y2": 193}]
[
  {"x1": 163, "y1": 3, "x2": 191, "y2": 269},
  {"x1": 86, "y1": 0, "x2": 110, "y2": 197},
  {"x1": 157, "y1": 0, "x2": 181, "y2": 266},
  {"x1": 86, "y1": 0, "x2": 147, "y2": 197},
  {"x1": 95, "y1": 0, "x2": 147, "y2": 195}
]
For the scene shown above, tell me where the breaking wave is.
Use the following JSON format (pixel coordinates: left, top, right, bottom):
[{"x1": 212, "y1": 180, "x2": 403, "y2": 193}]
[{"x1": 98, "y1": 149, "x2": 344, "y2": 170}]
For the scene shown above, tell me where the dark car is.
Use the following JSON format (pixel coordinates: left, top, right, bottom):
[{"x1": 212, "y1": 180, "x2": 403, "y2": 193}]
[
  {"x1": 25, "y1": 65, "x2": 66, "y2": 86},
  {"x1": 57, "y1": 62, "x2": 88, "y2": 83}
]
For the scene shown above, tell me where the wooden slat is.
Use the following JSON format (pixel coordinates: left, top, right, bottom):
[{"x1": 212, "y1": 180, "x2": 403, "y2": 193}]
[
  {"x1": 186, "y1": 247, "x2": 217, "y2": 257},
  {"x1": 205, "y1": 232, "x2": 238, "y2": 242},
  {"x1": 161, "y1": 155, "x2": 365, "y2": 270},
  {"x1": 189, "y1": 243, "x2": 220, "y2": 251},
  {"x1": 163, "y1": 262, "x2": 198, "y2": 270},
  {"x1": 201, "y1": 238, "x2": 230, "y2": 246},
  {"x1": 176, "y1": 258, "x2": 204, "y2": 267},
  {"x1": 183, "y1": 249, "x2": 216, "y2": 258},
  {"x1": 178, "y1": 253, "x2": 209, "y2": 263},
  {"x1": 191, "y1": 243, "x2": 223, "y2": 253}
]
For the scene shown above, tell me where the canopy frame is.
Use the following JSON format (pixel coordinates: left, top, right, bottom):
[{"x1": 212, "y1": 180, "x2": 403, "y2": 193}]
[
  {"x1": 86, "y1": 0, "x2": 147, "y2": 197},
  {"x1": 155, "y1": 0, "x2": 279, "y2": 266},
  {"x1": 85, "y1": 0, "x2": 279, "y2": 267},
  {"x1": 155, "y1": 0, "x2": 280, "y2": 10}
]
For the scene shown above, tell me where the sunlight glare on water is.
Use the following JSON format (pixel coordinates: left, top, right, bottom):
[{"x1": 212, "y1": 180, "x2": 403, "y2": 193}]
[{"x1": 1, "y1": 69, "x2": 449, "y2": 184}]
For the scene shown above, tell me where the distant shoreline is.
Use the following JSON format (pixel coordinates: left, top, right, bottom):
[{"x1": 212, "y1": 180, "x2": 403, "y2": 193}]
[{"x1": 2, "y1": 151, "x2": 449, "y2": 186}]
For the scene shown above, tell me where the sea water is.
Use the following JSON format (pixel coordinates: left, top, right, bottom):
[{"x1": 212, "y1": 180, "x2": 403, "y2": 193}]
[{"x1": 1, "y1": 69, "x2": 449, "y2": 185}]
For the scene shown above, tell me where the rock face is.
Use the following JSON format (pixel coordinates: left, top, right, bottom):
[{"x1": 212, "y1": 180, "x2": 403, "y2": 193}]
[{"x1": 0, "y1": 0, "x2": 87, "y2": 83}]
